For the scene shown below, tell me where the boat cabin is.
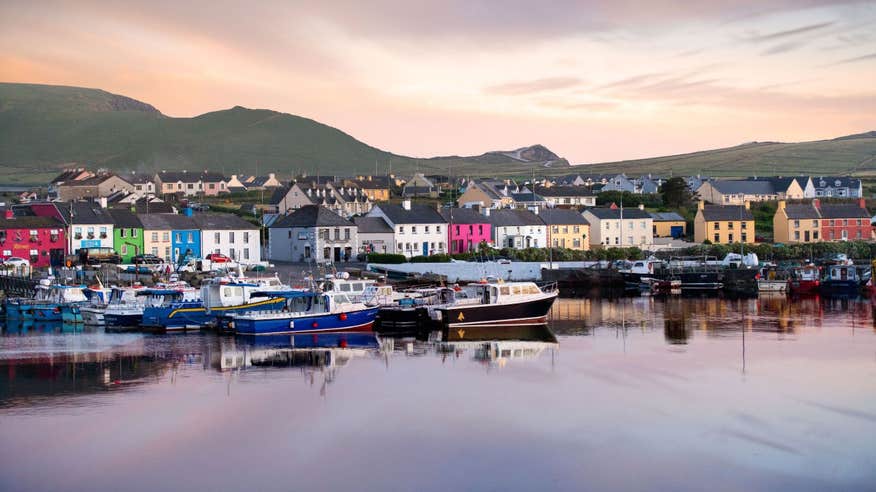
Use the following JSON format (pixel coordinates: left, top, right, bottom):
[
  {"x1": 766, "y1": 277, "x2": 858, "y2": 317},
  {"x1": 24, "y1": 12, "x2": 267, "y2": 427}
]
[
  {"x1": 462, "y1": 282, "x2": 547, "y2": 305},
  {"x1": 824, "y1": 264, "x2": 859, "y2": 282}
]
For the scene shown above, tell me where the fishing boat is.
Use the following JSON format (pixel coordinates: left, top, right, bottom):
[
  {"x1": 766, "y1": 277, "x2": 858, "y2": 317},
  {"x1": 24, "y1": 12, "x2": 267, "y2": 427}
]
[
  {"x1": 820, "y1": 264, "x2": 860, "y2": 296},
  {"x1": 428, "y1": 280, "x2": 558, "y2": 329},
  {"x1": 787, "y1": 264, "x2": 820, "y2": 295},
  {"x1": 28, "y1": 284, "x2": 88, "y2": 323},
  {"x1": 219, "y1": 290, "x2": 379, "y2": 335},
  {"x1": 757, "y1": 265, "x2": 788, "y2": 293},
  {"x1": 140, "y1": 275, "x2": 289, "y2": 330}
]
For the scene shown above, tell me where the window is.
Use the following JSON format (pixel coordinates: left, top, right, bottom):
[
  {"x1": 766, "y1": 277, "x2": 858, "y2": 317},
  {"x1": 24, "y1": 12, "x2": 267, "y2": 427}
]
[
  {"x1": 344, "y1": 228, "x2": 350, "y2": 240},
  {"x1": 399, "y1": 226, "x2": 404, "y2": 234},
  {"x1": 229, "y1": 232, "x2": 235, "y2": 243},
  {"x1": 728, "y1": 222, "x2": 734, "y2": 230},
  {"x1": 627, "y1": 236, "x2": 633, "y2": 245},
  {"x1": 178, "y1": 183, "x2": 183, "y2": 190},
  {"x1": 163, "y1": 232, "x2": 170, "y2": 241},
  {"x1": 120, "y1": 228, "x2": 127, "y2": 238},
  {"x1": 714, "y1": 233, "x2": 720, "y2": 242},
  {"x1": 813, "y1": 220, "x2": 818, "y2": 228},
  {"x1": 439, "y1": 242, "x2": 444, "y2": 251},
  {"x1": 121, "y1": 244, "x2": 128, "y2": 255},
  {"x1": 478, "y1": 225, "x2": 483, "y2": 234},
  {"x1": 187, "y1": 233, "x2": 193, "y2": 243},
  {"x1": 436, "y1": 226, "x2": 441, "y2": 233},
  {"x1": 843, "y1": 219, "x2": 848, "y2": 226},
  {"x1": 99, "y1": 227, "x2": 107, "y2": 239},
  {"x1": 215, "y1": 232, "x2": 221, "y2": 244},
  {"x1": 244, "y1": 232, "x2": 249, "y2": 243},
  {"x1": 209, "y1": 183, "x2": 215, "y2": 189},
  {"x1": 74, "y1": 227, "x2": 82, "y2": 239},
  {"x1": 425, "y1": 226, "x2": 430, "y2": 233},
  {"x1": 29, "y1": 230, "x2": 38, "y2": 242},
  {"x1": 813, "y1": 231, "x2": 819, "y2": 240},
  {"x1": 165, "y1": 246, "x2": 171, "y2": 258},
  {"x1": 243, "y1": 248, "x2": 250, "y2": 260},
  {"x1": 333, "y1": 228, "x2": 340, "y2": 240},
  {"x1": 741, "y1": 222, "x2": 747, "y2": 230},
  {"x1": 552, "y1": 226, "x2": 559, "y2": 233},
  {"x1": 842, "y1": 230, "x2": 848, "y2": 240},
  {"x1": 132, "y1": 229, "x2": 138, "y2": 238},
  {"x1": 793, "y1": 220, "x2": 800, "y2": 228},
  {"x1": 794, "y1": 231, "x2": 800, "y2": 241},
  {"x1": 187, "y1": 183, "x2": 194, "y2": 190},
  {"x1": 714, "y1": 222, "x2": 720, "y2": 230},
  {"x1": 858, "y1": 219, "x2": 863, "y2": 226},
  {"x1": 87, "y1": 227, "x2": 95, "y2": 238},
  {"x1": 741, "y1": 233, "x2": 747, "y2": 242},
  {"x1": 152, "y1": 232, "x2": 158, "y2": 241},
  {"x1": 151, "y1": 247, "x2": 158, "y2": 256},
  {"x1": 229, "y1": 248, "x2": 235, "y2": 259},
  {"x1": 412, "y1": 226, "x2": 417, "y2": 234},
  {"x1": 640, "y1": 221, "x2": 645, "y2": 229}
]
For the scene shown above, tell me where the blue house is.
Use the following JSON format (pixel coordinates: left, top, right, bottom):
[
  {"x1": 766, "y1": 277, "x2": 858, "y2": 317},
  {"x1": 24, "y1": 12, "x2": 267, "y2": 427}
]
[{"x1": 171, "y1": 209, "x2": 200, "y2": 262}]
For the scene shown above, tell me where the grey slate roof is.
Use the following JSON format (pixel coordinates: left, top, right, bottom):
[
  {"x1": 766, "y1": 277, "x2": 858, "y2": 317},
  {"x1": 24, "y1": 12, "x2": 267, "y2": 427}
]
[
  {"x1": 586, "y1": 208, "x2": 653, "y2": 220},
  {"x1": 439, "y1": 208, "x2": 490, "y2": 224},
  {"x1": 353, "y1": 216, "x2": 393, "y2": 233},
  {"x1": 59, "y1": 202, "x2": 115, "y2": 225},
  {"x1": 157, "y1": 171, "x2": 226, "y2": 182},
  {"x1": 191, "y1": 213, "x2": 258, "y2": 230},
  {"x1": 374, "y1": 204, "x2": 446, "y2": 225},
  {"x1": 272, "y1": 205, "x2": 352, "y2": 228},
  {"x1": 650, "y1": 212, "x2": 686, "y2": 222},
  {"x1": 488, "y1": 209, "x2": 544, "y2": 227},
  {"x1": 534, "y1": 186, "x2": 595, "y2": 197},
  {"x1": 783, "y1": 203, "x2": 820, "y2": 220},
  {"x1": 814, "y1": 176, "x2": 860, "y2": 188},
  {"x1": 136, "y1": 213, "x2": 198, "y2": 230},
  {"x1": 107, "y1": 209, "x2": 143, "y2": 228},
  {"x1": 538, "y1": 208, "x2": 589, "y2": 225},
  {"x1": 818, "y1": 203, "x2": 870, "y2": 219},
  {"x1": 700, "y1": 205, "x2": 754, "y2": 221},
  {"x1": 710, "y1": 180, "x2": 776, "y2": 195},
  {"x1": 510, "y1": 192, "x2": 544, "y2": 202}
]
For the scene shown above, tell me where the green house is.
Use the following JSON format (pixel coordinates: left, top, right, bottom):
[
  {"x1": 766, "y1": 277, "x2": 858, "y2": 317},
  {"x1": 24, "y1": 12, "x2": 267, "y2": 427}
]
[{"x1": 108, "y1": 209, "x2": 144, "y2": 262}]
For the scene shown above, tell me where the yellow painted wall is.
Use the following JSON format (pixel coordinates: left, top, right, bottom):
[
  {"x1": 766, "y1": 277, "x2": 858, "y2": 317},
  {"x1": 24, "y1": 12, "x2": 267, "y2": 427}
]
[
  {"x1": 695, "y1": 216, "x2": 755, "y2": 244},
  {"x1": 653, "y1": 221, "x2": 686, "y2": 237},
  {"x1": 548, "y1": 224, "x2": 591, "y2": 251}
]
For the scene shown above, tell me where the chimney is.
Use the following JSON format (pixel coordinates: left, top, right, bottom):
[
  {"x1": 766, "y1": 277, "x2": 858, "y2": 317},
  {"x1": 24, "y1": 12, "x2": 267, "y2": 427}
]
[
  {"x1": 697, "y1": 200, "x2": 705, "y2": 211},
  {"x1": 859, "y1": 198, "x2": 867, "y2": 209},
  {"x1": 638, "y1": 204, "x2": 645, "y2": 210},
  {"x1": 4, "y1": 209, "x2": 13, "y2": 219},
  {"x1": 812, "y1": 198, "x2": 820, "y2": 210},
  {"x1": 777, "y1": 200, "x2": 786, "y2": 211},
  {"x1": 483, "y1": 207, "x2": 491, "y2": 217},
  {"x1": 402, "y1": 199, "x2": 411, "y2": 211},
  {"x1": 744, "y1": 201, "x2": 750, "y2": 210},
  {"x1": 268, "y1": 173, "x2": 275, "y2": 179},
  {"x1": 98, "y1": 197, "x2": 107, "y2": 209}
]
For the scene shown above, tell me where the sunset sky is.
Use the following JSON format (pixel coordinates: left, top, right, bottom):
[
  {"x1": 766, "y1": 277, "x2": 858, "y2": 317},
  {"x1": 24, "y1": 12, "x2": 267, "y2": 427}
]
[{"x1": 1, "y1": 0, "x2": 875, "y2": 163}]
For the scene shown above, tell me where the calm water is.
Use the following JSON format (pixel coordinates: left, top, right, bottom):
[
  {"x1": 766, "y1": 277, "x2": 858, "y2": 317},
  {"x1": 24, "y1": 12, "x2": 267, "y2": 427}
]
[{"x1": 2, "y1": 295, "x2": 875, "y2": 492}]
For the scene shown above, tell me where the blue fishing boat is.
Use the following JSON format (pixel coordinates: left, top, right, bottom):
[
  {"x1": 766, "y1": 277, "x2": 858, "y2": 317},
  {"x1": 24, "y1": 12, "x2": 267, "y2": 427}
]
[
  {"x1": 219, "y1": 290, "x2": 379, "y2": 335},
  {"x1": 27, "y1": 284, "x2": 88, "y2": 323},
  {"x1": 140, "y1": 289, "x2": 205, "y2": 331},
  {"x1": 140, "y1": 276, "x2": 289, "y2": 330}
]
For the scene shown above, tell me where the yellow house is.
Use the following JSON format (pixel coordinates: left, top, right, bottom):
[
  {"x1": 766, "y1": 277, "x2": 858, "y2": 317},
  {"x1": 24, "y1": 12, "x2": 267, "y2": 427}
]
[
  {"x1": 456, "y1": 180, "x2": 514, "y2": 208},
  {"x1": 650, "y1": 212, "x2": 687, "y2": 238},
  {"x1": 350, "y1": 176, "x2": 391, "y2": 202},
  {"x1": 539, "y1": 209, "x2": 590, "y2": 250},
  {"x1": 774, "y1": 200, "x2": 821, "y2": 243},
  {"x1": 694, "y1": 201, "x2": 755, "y2": 244}
]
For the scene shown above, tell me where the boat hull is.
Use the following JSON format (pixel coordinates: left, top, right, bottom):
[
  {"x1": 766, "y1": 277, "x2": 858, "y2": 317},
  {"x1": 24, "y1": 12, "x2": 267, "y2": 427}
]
[
  {"x1": 142, "y1": 297, "x2": 286, "y2": 330},
  {"x1": 436, "y1": 293, "x2": 557, "y2": 329},
  {"x1": 229, "y1": 307, "x2": 379, "y2": 336},
  {"x1": 820, "y1": 280, "x2": 859, "y2": 296},
  {"x1": 104, "y1": 311, "x2": 144, "y2": 327},
  {"x1": 788, "y1": 279, "x2": 819, "y2": 295}
]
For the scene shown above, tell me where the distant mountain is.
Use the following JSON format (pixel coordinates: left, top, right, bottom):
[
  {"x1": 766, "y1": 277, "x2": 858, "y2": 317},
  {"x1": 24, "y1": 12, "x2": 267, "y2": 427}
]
[
  {"x1": 0, "y1": 82, "x2": 568, "y2": 184},
  {"x1": 574, "y1": 132, "x2": 876, "y2": 178}
]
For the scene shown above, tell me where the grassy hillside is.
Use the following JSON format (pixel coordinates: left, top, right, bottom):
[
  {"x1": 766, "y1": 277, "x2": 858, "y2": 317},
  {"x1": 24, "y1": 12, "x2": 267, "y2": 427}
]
[
  {"x1": 570, "y1": 135, "x2": 876, "y2": 178},
  {"x1": 0, "y1": 82, "x2": 565, "y2": 184}
]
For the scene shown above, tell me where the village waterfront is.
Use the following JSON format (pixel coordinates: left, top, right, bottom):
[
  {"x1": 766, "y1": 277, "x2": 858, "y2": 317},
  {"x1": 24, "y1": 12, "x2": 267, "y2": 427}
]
[{"x1": 1, "y1": 294, "x2": 875, "y2": 492}]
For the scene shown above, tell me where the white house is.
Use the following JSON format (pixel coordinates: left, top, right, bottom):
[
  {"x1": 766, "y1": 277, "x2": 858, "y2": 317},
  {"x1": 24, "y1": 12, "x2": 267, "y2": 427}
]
[
  {"x1": 268, "y1": 205, "x2": 357, "y2": 264},
  {"x1": 60, "y1": 200, "x2": 115, "y2": 253},
  {"x1": 487, "y1": 208, "x2": 547, "y2": 249},
  {"x1": 353, "y1": 216, "x2": 394, "y2": 255},
  {"x1": 582, "y1": 206, "x2": 653, "y2": 248},
  {"x1": 533, "y1": 186, "x2": 597, "y2": 207},
  {"x1": 192, "y1": 213, "x2": 261, "y2": 263},
  {"x1": 810, "y1": 176, "x2": 862, "y2": 198},
  {"x1": 367, "y1": 200, "x2": 447, "y2": 257}
]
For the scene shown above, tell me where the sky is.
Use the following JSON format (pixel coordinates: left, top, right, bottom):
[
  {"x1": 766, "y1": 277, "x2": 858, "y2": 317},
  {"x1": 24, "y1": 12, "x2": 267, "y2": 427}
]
[{"x1": 1, "y1": 0, "x2": 875, "y2": 164}]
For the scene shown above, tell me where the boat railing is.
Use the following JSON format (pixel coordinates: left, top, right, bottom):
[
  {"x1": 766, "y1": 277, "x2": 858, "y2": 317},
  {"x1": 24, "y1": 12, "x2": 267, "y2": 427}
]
[{"x1": 537, "y1": 281, "x2": 558, "y2": 293}]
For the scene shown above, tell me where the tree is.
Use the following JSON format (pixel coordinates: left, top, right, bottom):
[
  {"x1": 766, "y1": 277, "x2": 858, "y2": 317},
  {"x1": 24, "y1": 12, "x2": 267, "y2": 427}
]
[{"x1": 660, "y1": 177, "x2": 696, "y2": 208}]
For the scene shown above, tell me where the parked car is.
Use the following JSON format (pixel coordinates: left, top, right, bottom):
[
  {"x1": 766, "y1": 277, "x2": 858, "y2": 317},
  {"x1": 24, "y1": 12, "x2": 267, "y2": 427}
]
[
  {"x1": 3, "y1": 257, "x2": 30, "y2": 268},
  {"x1": 205, "y1": 253, "x2": 231, "y2": 263},
  {"x1": 66, "y1": 247, "x2": 122, "y2": 266},
  {"x1": 132, "y1": 254, "x2": 164, "y2": 265}
]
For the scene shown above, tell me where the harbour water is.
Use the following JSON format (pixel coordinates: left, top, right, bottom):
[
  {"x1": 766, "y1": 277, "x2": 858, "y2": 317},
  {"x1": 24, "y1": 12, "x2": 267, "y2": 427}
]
[{"x1": 2, "y1": 295, "x2": 875, "y2": 491}]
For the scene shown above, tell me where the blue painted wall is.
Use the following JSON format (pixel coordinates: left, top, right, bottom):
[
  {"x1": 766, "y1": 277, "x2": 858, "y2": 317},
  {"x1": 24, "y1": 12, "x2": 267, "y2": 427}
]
[{"x1": 171, "y1": 228, "x2": 201, "y2": 263}]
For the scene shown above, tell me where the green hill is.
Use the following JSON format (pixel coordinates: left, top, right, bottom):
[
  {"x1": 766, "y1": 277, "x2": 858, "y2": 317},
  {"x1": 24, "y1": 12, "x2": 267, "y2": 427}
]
[
  {"x1": 0, "y1": 82, "x2": 566, "y2": 184},
  {"x1": 570, "y1": 134, "x2": 876, "y2": 178}
]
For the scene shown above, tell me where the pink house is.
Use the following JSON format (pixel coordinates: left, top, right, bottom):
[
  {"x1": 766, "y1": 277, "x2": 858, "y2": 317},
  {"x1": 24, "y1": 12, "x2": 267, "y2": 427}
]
[{"x1": 441, "y1": 208, "x2": 492, "y2": 254}]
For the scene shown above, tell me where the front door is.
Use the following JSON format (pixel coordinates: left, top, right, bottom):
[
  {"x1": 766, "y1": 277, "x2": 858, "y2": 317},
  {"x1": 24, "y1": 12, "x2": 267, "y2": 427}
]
[
  {"x1": 422, "y1": 242, "x2": 429, "y2": 256},
  {"x1": 334, "y1": 247, "x2": 341, "y2": 262},
  {"x1": 804, "y1": 230, "x2": 810, "y2": 241}
]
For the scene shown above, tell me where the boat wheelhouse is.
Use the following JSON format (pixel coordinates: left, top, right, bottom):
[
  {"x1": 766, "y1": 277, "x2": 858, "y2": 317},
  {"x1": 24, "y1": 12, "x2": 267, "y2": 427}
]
[
  {"x1": 820, "y1": 264, "x2": 860, "y2": 296},
  {"x1": 788, "y1": 264, "x2": 820, "y2": 295}
]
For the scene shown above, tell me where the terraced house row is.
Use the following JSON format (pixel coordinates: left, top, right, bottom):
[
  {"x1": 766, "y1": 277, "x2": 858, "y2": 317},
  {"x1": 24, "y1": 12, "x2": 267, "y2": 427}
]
[{"x1": 0, "y1": 201, "x2": 260, "y2": 266}]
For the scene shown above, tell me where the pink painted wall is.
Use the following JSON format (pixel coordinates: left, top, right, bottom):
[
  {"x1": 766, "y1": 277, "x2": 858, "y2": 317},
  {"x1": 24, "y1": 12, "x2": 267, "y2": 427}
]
[{"x1": 448, "y1": 222, "x2": 491, "y2": 254}]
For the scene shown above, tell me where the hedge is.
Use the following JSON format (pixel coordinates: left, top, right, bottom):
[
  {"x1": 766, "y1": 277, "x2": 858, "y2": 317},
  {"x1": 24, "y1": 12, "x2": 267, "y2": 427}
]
[
  {"x1": 366, "y1": 253, "x2": 407, "y2": 264},
  {"x1": 410, "y1": 254, "x2": 452, "y2": 263}
]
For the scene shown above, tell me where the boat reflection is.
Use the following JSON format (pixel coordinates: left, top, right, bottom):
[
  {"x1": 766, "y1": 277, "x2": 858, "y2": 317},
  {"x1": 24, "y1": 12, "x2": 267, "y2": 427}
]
[{"x1": 548, "y1": 293, "x2": 876, "y2": 345}]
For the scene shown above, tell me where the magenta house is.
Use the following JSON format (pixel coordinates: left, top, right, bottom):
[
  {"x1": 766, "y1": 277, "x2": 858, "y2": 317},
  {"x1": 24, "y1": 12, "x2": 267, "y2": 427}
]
[{"x1": 441, "y1": 208, "x2": 492, "y2": 254}]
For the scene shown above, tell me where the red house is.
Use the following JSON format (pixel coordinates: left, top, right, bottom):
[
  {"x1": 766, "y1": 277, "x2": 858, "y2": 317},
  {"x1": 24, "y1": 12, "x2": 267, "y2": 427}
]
[
  {"x1": 440, "y1": 208, "x2": 492, "y2": 254},
  {"x1": 816, "y1": 198, "x2": 872, "y2": 241},
  {"x1": 0, "y1": 209, "x2": 68, "y2": 267}
]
